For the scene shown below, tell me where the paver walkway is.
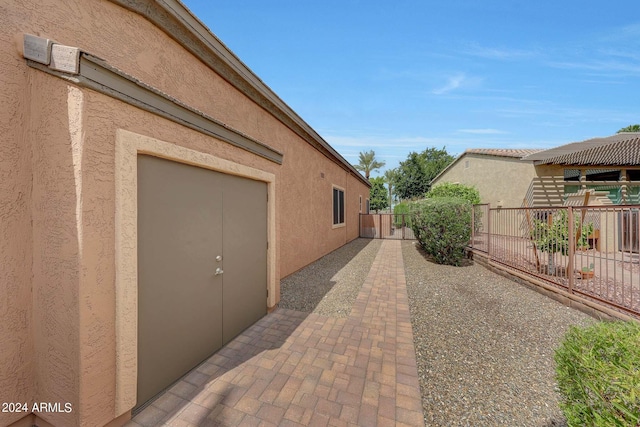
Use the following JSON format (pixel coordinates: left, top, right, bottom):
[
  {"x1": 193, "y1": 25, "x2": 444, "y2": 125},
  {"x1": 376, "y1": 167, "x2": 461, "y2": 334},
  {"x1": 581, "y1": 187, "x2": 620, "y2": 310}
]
[{"x1": 127, "y1": 240, "x2": 424, "y2": 426}]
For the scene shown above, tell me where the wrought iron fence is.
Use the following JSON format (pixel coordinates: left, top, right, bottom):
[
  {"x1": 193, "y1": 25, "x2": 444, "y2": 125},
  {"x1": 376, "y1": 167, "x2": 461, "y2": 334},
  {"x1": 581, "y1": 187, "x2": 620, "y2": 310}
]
[
  {"x1": 469, "y1": 204, "x2": 640, "y2": 318},
  {"x1": 359, "y1": 213, "x2": 416, "y2": 240}
]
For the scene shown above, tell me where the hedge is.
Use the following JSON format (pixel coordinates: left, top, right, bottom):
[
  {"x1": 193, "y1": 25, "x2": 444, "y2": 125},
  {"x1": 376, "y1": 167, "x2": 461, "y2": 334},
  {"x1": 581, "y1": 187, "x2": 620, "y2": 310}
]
[{"x1": 410, "y1": 197, "x2": 472, "y2": 266}]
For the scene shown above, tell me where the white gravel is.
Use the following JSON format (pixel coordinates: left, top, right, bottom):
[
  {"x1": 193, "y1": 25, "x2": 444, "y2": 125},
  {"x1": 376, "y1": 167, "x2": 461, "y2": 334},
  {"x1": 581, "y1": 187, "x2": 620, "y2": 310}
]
[
  {"x1": 279, "y1": 238, "x2": 382, "y2": 317},
  {"x1": 402, "y1": 240, "x2": 594, "y2": 426}
]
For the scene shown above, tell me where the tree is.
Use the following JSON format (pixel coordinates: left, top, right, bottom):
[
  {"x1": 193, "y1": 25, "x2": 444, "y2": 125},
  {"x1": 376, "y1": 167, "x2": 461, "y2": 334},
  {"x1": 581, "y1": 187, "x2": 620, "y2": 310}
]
[
  {"x1": 394, "y1": 147, "x2": 454, "y2": 200},
  {"x1": 384, "y1": 168, "x2": 397, "y2": 210},
  {"x1": 369, "y1": 177, "x2": 389, "y2": 213},
  {"x1": 395, "y1": 152, "x2": 429, "y2": 200},
  {"x1": 354, "y1": 150, "x2": 385, "y2": 179},
  {"x1": 618, "y1": 124, "x2": 640, "y2": 133}
]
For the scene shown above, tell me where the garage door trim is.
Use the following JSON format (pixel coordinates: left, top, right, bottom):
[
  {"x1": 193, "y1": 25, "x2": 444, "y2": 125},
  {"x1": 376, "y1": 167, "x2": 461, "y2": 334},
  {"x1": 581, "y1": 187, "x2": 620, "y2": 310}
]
[{"x1": 114, "y1": 129, "x2": 276, "y2": 416}]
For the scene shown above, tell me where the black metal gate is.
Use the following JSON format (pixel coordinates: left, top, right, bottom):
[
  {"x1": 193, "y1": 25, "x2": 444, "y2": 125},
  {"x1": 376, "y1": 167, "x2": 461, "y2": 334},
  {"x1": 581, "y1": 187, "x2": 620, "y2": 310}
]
[{"x1": 359, "y1": 213, "x2": 416, "y2": 240}]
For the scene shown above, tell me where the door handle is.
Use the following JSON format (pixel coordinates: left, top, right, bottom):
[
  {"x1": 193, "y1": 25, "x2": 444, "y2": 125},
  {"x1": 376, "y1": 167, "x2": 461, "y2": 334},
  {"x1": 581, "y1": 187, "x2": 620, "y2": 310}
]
[{"x1": 215, "y1": 267, "x2": 224, "y2": 276}]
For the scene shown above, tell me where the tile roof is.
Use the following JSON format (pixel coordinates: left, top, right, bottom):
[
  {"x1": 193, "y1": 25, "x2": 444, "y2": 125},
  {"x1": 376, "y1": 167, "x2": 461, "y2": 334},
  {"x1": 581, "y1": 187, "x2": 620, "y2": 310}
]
[
  {"x1": 464, "y1": 148, "x2": 542, "y2": 158},
  {"x1": 522, "y1": 133, "x2": 640, "y2": 165}
]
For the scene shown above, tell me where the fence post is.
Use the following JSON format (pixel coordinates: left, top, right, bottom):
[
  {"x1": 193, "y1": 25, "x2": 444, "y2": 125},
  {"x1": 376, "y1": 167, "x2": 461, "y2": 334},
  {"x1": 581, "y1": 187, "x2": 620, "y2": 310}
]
[
  {"x1": 567, "y1": 206, "x2": 575, "y2": 294},
  {"x1": 471, "y1": 205, "x2": 475, "y2": 250},
  {"x1": 487, "y1": 204, "x2": 491, "y2": 259},
  {"x1": 402, "y1": 214, "x2": 406, "y2": 240},
  {"x1": 379, "y1": 213, "x2": 382, "y2": 239}
]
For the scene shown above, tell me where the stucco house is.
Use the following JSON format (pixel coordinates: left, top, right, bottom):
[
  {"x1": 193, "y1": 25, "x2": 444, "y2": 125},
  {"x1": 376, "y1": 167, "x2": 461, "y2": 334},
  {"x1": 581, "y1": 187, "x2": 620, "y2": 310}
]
[
  {"x1": 521, "y1": 133, "x2": 640, "y2": 253},
  {"x1": 430, "y1": 148, "x2": 541, "y2": 208},
  {"x1": 431, "y1": 133, "x2": 640, "y2": 209},
  {"x1": 0, "y1": 1, "x2": 370, "y2": 426},
  {"x1": 521, "y1": 132, "x2": 640, "y2": 206}
]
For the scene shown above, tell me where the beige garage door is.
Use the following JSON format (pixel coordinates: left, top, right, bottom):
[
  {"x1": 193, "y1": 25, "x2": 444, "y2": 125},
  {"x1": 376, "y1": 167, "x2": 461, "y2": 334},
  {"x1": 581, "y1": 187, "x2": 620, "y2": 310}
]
[{"x1": 136, "y1": 155, "x2": 267, "y2": 409}]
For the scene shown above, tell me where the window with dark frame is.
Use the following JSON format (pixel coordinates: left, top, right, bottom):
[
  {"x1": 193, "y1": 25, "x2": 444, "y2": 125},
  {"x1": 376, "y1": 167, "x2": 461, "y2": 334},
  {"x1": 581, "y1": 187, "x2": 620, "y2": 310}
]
[{"x1": 333, "y1": 187, "x2": 345, "y2": 225}]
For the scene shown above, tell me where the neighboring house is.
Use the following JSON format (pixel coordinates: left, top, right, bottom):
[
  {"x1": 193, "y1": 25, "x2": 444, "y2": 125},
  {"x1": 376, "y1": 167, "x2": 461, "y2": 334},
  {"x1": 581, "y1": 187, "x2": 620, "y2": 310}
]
[
  {"x1": 1, "y1": 2, "x2": 370, "y2": 427},
  {"x1": 431, "y1": 148, "x2": 541, "y2": 208},
  {"x1": 522, "y1": 132, "x2": 640, "y2": 206}
]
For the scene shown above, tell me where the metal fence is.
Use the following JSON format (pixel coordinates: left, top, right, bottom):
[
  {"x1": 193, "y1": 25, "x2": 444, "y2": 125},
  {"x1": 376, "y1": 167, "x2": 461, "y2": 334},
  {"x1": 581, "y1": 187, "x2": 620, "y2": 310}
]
[
  {"x1": 360, "y1": 213, "x2": 416, "y2": 240},
  {"x1": 469, "y1": 204, "x2": 640, "y2": 318}
]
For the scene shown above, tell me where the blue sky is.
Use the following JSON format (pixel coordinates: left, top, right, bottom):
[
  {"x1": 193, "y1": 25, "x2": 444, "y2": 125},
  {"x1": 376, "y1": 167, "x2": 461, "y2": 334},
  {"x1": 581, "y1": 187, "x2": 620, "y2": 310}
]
[{"x1": 181, "y1": 1, "x2": 640, "y2": 177}]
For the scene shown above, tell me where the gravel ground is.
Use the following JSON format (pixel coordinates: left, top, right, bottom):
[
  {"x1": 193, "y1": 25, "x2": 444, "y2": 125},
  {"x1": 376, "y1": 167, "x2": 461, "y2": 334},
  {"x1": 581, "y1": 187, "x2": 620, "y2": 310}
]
[
  {"x1": 278, "y1": 238, "x2": 382, "y2": 317},
  {"x1": 402, "y1": 240, "x2": 594, "y2": 427}
]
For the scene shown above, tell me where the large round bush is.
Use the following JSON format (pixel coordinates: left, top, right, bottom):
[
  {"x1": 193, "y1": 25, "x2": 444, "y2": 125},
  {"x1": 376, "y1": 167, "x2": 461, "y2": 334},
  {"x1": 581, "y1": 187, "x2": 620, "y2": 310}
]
[{"x1": 410, "y1": 197, "x2": 472, "y2": 266}]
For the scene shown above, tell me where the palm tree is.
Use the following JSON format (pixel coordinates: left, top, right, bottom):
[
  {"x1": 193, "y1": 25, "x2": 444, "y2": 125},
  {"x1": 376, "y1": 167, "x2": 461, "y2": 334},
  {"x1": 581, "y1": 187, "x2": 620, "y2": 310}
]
[
  {"x1": 355, "y1": 150, "x2": 385, "y2": 179},
  {"x1": 384, "y1": 168, "x2": 397, "y2": 210}
]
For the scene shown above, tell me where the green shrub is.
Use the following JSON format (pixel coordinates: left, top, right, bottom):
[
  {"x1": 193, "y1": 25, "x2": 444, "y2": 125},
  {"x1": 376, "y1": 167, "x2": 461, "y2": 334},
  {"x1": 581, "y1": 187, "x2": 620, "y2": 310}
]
[
  {"x1": 426, "y1": 182, "x2": 481, "y2": 205},
  {"x1": 428, "y1": 183, "x2": 482, "y2": 232},
  {"x1": 555, "y1": 321, "x2": 640, "y2": 426},
  {"x1": 531, "y1": 210, "x2": 597, "y2": 275},
  {"x1": 410, "y1": 197, "x2": 472, "y2": 266},
  {"x1": 393, "y1": 202, "x2": 411, "y2": 228}
]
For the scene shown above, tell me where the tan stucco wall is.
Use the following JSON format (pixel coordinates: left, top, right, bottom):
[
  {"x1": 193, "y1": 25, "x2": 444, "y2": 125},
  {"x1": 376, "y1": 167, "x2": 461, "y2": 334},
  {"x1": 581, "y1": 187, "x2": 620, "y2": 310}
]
[
  {"x1": 535, "y1": 164, "x2": 563, "y2": 177},
  {"x1": 531, "y1": 164, "x2": 565, "y2": 206},
  {"x1": 432, "y1": 154, "x2": 537, "y2": 208},
  {"x1": 30, "y1": 75, "x2": 83, "y2": 427},
  {"x1": 0, "y1": 9, "x2": 35, "y2": 427},
  {"x1": 1, "y1": 1, "x2": 369, "y2": 426}
]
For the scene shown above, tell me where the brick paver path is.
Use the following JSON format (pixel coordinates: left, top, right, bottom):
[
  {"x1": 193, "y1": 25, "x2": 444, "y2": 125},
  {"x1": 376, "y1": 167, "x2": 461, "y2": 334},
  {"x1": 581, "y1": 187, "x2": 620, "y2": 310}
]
[{"x1": 127, "y1": 240, "x2": 424, "y2": 426}]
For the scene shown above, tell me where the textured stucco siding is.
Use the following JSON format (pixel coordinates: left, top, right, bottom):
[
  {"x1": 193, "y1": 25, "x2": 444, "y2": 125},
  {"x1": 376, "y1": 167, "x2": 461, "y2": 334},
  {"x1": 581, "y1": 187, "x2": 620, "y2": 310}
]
[
  {"x1": 0, "y1": 3, "x2": 34, "y2": 426},
  {"x1": 530, "y1": 164, "x2": 566, "y2": 207},
  {"x1": 433, "y1": 154, "x2": 537, "y2": 208},
  {"x1": 77, "y1": 58, "x2": 365, "y2": 427},
  {"x1": 1, "y1": 0, "x2": 370, "y2": 286},
  {"x1": 30, "y1": 76, "x2": 82, "y2": 427},
  {"x1": 346, "y1": 172, "x2": 366, "y2": 242},
  {"x1": 2, "y1": 1, "x2": 369, "y2": 426}
]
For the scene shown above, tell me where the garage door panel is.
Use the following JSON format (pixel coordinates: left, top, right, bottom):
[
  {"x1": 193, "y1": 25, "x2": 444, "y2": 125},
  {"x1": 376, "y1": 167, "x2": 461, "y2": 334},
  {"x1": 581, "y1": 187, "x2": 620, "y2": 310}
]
[
  {"x1": 137, "y1": 155, "x2": 268, "y2": 409},
  {"x1": 222, "y1": 176, "x2": 268, "y2": 343},
  {"x1": 137, "y1": 155, "x2": 224, "y2": 407}
]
